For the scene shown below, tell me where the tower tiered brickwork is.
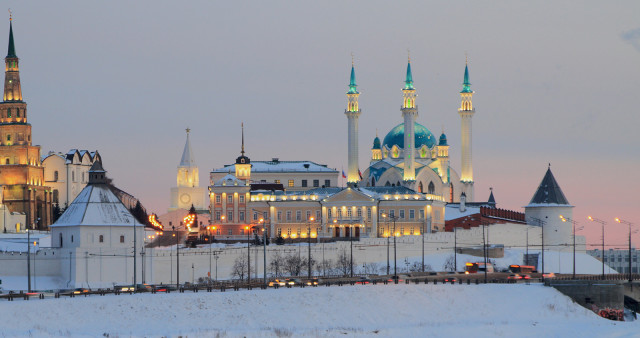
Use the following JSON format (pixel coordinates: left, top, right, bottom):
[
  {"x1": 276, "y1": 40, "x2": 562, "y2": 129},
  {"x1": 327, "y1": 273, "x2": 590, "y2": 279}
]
[{"x1": 0, "y1": 18, "x2": 52, "y2": 229}]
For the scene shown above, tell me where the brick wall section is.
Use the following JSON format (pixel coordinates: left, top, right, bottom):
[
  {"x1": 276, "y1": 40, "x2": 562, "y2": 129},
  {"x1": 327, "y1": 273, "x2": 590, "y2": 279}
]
[{"x1": 445, "y1": 206, "x2": 526, "y2": 231}]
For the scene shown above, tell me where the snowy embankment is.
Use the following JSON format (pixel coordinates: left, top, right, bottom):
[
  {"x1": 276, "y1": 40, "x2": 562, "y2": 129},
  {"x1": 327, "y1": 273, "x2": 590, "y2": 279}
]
[{"x1": 0, "y1": 284, "x2": 636, "y2": 337}]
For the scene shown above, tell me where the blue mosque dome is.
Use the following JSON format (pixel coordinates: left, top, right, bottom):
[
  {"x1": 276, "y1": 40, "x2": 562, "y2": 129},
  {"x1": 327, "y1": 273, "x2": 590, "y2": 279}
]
[{"x1": 382, "y1": 122, "x2": 436, "y2": 150}]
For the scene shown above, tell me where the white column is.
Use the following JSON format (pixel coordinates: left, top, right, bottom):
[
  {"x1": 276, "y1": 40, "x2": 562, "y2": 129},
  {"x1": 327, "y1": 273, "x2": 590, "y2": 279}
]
[{"x1": 346, "y1": 111, "x2": 361, "y2": 184}]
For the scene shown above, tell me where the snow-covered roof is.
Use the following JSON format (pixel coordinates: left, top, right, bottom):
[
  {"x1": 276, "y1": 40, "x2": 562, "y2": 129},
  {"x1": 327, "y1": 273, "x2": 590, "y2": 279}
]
[
  {"x1": 212, "y1": 160, "x2": 337, "y2": 173},
  {"x1": 444, "y1": 205, "x2": 481, "y2": 221},
  {"x1": 51, "y1": 184, "x2": 138, "y2": 227},
  {"x1": 215, "y1": 174, "x2": 246, "y2": 186}
]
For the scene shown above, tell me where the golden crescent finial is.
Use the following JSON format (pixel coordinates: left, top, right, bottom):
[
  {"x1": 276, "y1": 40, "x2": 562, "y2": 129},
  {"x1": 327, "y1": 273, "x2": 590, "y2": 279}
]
[
  {"x1": 8, "y1": 8, "x2": 12, "y2": 21},
  {"x1": 185, "y1": 127, "x2": 190, "y2": 134},
  {"x1": 351, "y1": 52, "x2": 354, "y2": 66},
  {"x1": 465, "y1": 52, "x2": 468, "y2": 65},
  {"x1": 407, "y1": 49, "x2": 411, "y2": 63}
]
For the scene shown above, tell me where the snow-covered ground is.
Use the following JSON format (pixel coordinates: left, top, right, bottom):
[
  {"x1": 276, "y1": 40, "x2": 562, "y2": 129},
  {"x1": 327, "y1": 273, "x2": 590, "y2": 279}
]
[{"x1": 0, "y1": 284, "x2": 636, "y2": 337}]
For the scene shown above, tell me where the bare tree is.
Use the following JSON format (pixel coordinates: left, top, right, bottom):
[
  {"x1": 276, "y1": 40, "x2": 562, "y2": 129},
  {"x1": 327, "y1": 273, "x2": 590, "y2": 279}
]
[
  {"x1": 231, "y1": 254, "x2": 253, "y2": 281},
  {"x1": 284, "y1": 254, "x2": 304, "y2": 277},
  {"x1": 362, "y1": 262, "x2": 380, "y2": 275},
  {"x1": 317, "y1": 259, "x2": 333, "y2": 277},
  {"x1": 269, "y1": 251, "x2": 285, "y2": 278},
  {"x1": 409, "y1": 261, "x2": 432, "y2": 272},
  {"x1": 443, "y1": 254, "x2": 456, "y2": 272},
  {"x1": 301, "y1": 256, "x2": 317, "y2": 277},
  {"x1": 335, "y1": 249, "x2": 353, "y2": 276}
]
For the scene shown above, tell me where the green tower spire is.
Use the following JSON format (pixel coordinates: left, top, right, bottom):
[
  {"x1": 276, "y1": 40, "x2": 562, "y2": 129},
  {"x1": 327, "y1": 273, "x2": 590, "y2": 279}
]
[
  {"x1": 461, "y1": 63, "x2": 472, "y2": 93},
  {"x1": 7, "y1": 19, "x2": 16, "y2": 58},
  {"x1": 404, "y1": 58, "x2": 414, "y2": 90},
  {"x1": 347, "y1": 64, "x2": 358, "y2": 94}
]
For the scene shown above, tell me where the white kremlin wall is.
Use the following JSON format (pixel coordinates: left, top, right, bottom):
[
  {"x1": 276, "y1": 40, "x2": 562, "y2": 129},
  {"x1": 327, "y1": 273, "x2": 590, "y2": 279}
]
[{"x1": 0, "y1": 222, "x2": 588, "y2": 289}]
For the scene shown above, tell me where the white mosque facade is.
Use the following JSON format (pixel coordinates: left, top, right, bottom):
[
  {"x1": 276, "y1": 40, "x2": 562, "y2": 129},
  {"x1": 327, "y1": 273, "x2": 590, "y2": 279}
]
[{"x1": 349, "y1": 59, "x2": 475, "y2": 203}]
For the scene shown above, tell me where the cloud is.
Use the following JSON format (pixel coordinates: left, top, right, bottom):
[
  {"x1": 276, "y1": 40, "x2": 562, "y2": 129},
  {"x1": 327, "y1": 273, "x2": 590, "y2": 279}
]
[{"x1": 621, "y1": 28, "x2": 640, "y2": 52}]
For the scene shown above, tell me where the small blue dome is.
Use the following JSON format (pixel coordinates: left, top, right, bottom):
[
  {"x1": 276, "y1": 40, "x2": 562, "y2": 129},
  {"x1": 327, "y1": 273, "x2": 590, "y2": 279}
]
[
  {"x1": 382, "y1": 122, "x2": 436, "y2": 150},
  {"x1": 372, "y1": 136, "x2": 381, "y2": 149},
  {"x1": 439, "y1": 133, "x2": 448, "y2": 146}
]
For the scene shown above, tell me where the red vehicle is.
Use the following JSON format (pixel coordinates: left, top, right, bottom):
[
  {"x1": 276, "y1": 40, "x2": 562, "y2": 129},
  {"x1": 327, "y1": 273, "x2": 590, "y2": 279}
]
[
  {"x1": 509, "y1": 265, "x2": 537, "y2": 274},
  {"x1": 464, "y1": 262, "x2": 494, "y2": 274}
]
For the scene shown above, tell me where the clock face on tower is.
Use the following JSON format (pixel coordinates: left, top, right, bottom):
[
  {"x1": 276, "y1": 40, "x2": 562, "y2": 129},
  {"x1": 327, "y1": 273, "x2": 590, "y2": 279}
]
[{"x1": 180, "y1": 193, "x2": 191, "y2": 205}]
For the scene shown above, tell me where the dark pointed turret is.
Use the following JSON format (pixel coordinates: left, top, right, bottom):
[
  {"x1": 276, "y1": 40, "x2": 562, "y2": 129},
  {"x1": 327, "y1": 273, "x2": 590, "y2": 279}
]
[
  {"x1": 487, "y1": 187, "x2": 496, "y2": 207},
  {"x1": 528, "y1": 167, "x2": 570, "y2": 205}
]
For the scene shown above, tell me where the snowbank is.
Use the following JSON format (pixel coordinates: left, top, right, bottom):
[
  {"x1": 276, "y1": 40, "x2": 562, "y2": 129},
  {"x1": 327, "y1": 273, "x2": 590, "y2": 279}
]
[{"x1": 0, "y1": 284, "x2": 636, "y2": 337}]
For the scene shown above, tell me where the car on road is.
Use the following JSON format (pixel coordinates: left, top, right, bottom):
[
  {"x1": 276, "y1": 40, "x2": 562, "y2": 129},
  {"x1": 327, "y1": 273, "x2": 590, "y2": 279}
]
[
  {"x1": 542, "y1": 272, "x2": 556, "y2": 279},
  {"x1": 356, "y1": 277, "x2": 371, "y2": 285},
  {"x1": 507, "y1": 274, "x2": 522, "y2": 280},
  {"x1": 268, "y1": 279, "x2": 287, "y2": 287},
  {"x1": 444, "y1": 277, "x2": 458, "y2": 283}
]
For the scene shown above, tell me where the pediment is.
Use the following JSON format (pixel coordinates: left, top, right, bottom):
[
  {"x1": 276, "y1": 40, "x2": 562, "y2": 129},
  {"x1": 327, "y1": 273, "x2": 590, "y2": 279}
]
[{"x1": 324, "y1": 188, "x2": 373, "y2": 203}]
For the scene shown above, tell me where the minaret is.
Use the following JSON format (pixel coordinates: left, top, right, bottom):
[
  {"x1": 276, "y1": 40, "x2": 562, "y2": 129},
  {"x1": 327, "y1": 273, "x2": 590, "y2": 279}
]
[
  {"x1": 401, "y1": 54, "x2": 418, "y2": 182},
  {"x1": 0, "y1": 16, "x2": 52, "y2": 229},
  {"x1": 458, "y1": 58, "x2": 475, "y2": 201},
  {"x1": 345, "y1": 57, "x2": 361, "y2": 186}
]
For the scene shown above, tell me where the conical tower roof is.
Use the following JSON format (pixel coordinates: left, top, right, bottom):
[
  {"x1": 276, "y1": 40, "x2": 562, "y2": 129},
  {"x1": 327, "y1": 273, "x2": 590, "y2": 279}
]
[
  {"x1": 528, "y1": 167, "x2": 570, "y2": 206},
  {"x1": 51, "y1": 164, "x2": 139, "y2": 227},
  {"x1": 404, "y1": 59, "x2": 414, "y2": 90},
  {"x1": 179, "y1": 128, "x2": 196, "y2": 167},
  {"x1": 7, "y1": 19, "x2": 16, "y2": 58}
]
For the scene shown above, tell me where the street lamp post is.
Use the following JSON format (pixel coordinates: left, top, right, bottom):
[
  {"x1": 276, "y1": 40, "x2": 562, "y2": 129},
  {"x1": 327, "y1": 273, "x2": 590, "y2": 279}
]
[
  {"x1": 528, "y1": 217, "x2": 546, "y2": 279},
  {"x1": 350, "y1": 223, "x2": 354, "y2": 278},
  {"x1": 421, "y1": 218, "x2": 425, "y2": 272},
  {"x1": 560, "y1": 215, "x2": 580, "y2": 279},
  {"x1": 454, "y1": 227, "x2": 457, "y2": 272},
  {"x1": 482, "y1": 222, "x2": 487, "y2": 283},
  {"x1": 308, "y1": 217, "x2": 314, "y2": 280},
  {"x1": 246, "y1": 226, "x2": 251, "y2": 284},
  {"x1": 261, "y1": 218, "x2": 267, "y2": 289},
  {"x1": 615, "y1": 218, "x2": 635, "y2": 283},
  {"x1": 27, "y1": 229, "x2": 31, "y2": 292},
  {"x1": 588, "y1": 216, "x2": 606, "y2": 279},
  {"x1": 382, "y1": 214, "x2": 390, "y2": 275},
  {"x1": 173, "y1": 226, "x2": 180, "y2": 287}
]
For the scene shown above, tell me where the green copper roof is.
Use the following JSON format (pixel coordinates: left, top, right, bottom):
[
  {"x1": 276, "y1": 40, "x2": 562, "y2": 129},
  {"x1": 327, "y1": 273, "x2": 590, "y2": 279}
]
[
  {"x1": 382, "y1": 122, "x2": 436, "y2": 150},
  {"x1": 372, "y1": 136, "x2": 381, "y2": 149},
  {"x1": 438, "y1": 132, "x2": 448, "y2": 146},
  {"x1": 460, "y1": 64, "x2": 472, "y2": 93},
  {"x1": 347, "y1": 65, "x2": 358, "y2": 94},
  {"x1": 404, "y1": 61, "x2": 414, "y2": 90},
  {"x1": 7, "y1": 21, "x2": 16, "y2": 58}
]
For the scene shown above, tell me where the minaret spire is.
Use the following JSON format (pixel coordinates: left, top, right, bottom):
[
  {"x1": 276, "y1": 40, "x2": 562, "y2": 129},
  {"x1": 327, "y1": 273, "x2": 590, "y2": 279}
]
[
  {"x1": 458, "y1": 57, "x2": 475, "y2": 201},
  {"x1": 401, "y1": 52, "x2": 418, "y2": 182},
  {"x1": 345, "y1": 57, "x2": 362, "y2": 186}
]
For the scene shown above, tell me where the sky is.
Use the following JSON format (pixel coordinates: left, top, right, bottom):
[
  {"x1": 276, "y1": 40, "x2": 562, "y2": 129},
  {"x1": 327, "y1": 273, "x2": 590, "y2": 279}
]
[{"x1": 4, "y1": 1, "x2": 640, "y2": 249}]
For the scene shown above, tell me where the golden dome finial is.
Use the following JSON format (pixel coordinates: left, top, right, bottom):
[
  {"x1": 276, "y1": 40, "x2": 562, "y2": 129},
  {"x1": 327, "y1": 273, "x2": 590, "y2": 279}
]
[{"x1": 8, "y1": 8, "x2": 11, "y2": 21}]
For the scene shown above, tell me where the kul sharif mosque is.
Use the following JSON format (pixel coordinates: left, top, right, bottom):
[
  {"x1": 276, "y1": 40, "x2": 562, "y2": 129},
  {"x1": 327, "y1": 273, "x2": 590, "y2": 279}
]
[{"x1": 345, "y1": 57, "x2": 476, "y2": 203}]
